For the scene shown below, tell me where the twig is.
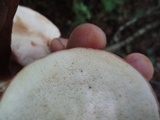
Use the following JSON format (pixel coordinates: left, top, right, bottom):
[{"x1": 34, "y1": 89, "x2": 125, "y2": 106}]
[
  {"x1": 112, "y1": 5, "x2": 160, "y2": 42},
  {"x1": 107, "y1": 21, "x2": 160, "y2": 52}
]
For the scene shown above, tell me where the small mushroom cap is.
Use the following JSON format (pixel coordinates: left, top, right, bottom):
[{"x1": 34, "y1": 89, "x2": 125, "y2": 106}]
[
  {"x1": 11, "y1": 5, "x2": 61, "y2": 66},
  {"x1": 0, "y1": 48, "x2": 159, "y2": 120}
]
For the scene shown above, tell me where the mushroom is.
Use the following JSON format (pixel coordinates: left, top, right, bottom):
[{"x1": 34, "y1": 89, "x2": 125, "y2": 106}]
[
  {"x1": 0, "y1": 48, "x2": 159, "y2": 120},
  {"x1": 11, "y1": 5, "x2": 61, "y2": 66}
]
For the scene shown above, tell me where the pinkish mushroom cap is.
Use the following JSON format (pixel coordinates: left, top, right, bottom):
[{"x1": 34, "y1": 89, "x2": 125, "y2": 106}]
[
  {"x1": 0, "y1": 48, "x2": 159, "y2": 120},
  {"x1": 11, "y1": 5, "x2": 61, "y2": 66}
]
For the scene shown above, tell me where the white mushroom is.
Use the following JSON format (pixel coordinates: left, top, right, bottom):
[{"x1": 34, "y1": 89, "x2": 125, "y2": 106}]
[
  {"x1": 0, "y1": 48, "x2": 159, "y2": 120},
  {"x1": 11, "y1": 5, "x2": 61, "y2": 66}
]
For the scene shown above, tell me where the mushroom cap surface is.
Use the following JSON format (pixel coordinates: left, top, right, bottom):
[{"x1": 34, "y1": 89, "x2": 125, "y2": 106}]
[
  {"x1": 0, "y1": 48, "x2": 159, "y2": 120},
  {"x1": 11, "y1": 5, "x2": 61, "y2": 66}
]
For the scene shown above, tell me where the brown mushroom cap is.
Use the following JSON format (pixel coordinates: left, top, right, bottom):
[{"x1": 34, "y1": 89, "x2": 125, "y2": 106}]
[
  {"x1": 0, "y1": 48, "x2": 159, "y2": 120},
  {"x1": 11, "y1": 5, "x2": 61, "y2": 66}
]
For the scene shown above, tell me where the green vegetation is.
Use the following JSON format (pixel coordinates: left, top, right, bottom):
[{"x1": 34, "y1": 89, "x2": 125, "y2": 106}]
[
  {"x1": 73, "y1": 0, "x2": 92, "y2": 25},
  {"x1": 72, "y1": 0, "x2": 124, "y2": 25},
  {"x1": 101, "y1": 0, "x2": 124, "y2": 12}
]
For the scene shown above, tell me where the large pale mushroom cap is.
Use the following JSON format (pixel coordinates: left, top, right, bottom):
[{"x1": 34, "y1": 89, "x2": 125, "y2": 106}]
[
  {"x1": 0, "y1": 48, "x2": 159, "y2": 120},
  {"x1": 11, "y1": 5, "x2": 61, "y2": 66}
]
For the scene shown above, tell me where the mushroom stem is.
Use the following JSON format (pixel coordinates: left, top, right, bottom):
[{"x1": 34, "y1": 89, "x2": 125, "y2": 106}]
[{"x1": 0, "y1": 0, "x2": 19, "y2": 80}]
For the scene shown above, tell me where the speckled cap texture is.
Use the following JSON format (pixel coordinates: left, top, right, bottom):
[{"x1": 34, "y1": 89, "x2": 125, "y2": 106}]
[{"x1": 0, "y1": 48, "x2": 159, "y2": 120}]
